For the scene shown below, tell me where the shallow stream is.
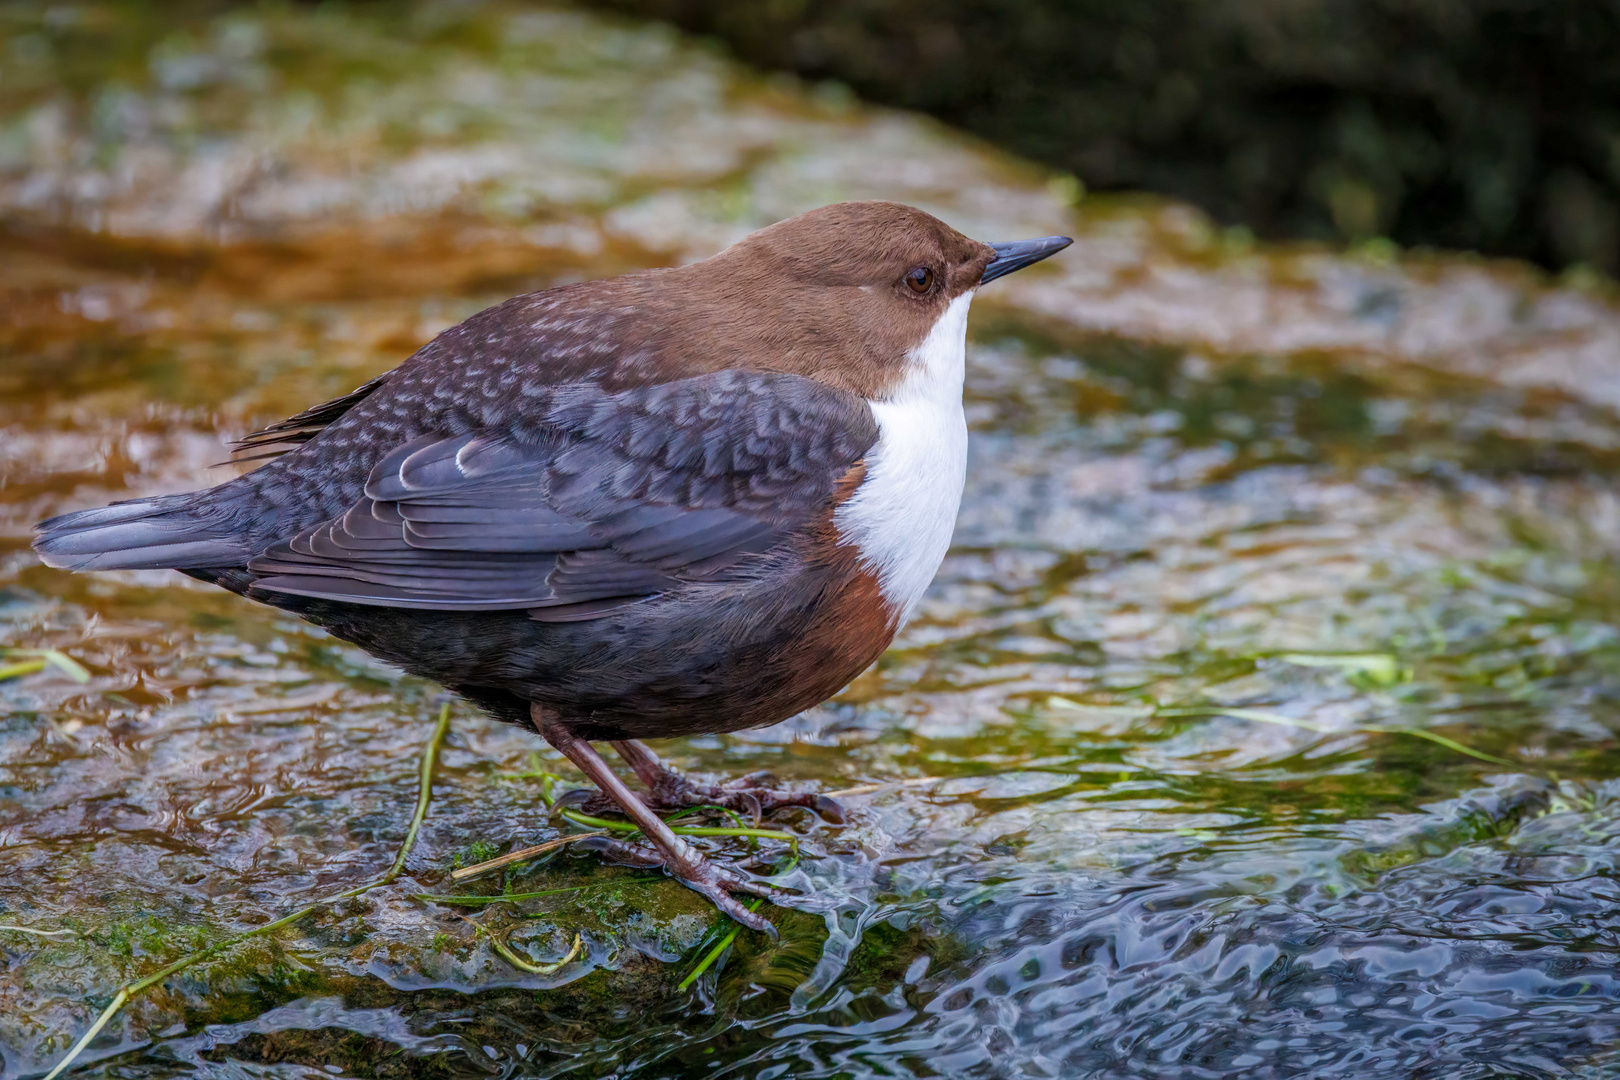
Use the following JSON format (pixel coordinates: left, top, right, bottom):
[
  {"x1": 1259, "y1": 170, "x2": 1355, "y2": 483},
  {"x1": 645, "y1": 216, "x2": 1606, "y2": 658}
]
[{"x1": 6, "y1": 4, "x2": 1620, "y2": 1078}]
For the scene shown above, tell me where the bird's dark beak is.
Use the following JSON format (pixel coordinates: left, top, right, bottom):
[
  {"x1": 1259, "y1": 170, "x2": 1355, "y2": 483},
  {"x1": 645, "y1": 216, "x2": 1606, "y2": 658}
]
[{"x1": 979, "y1": 236, "x2": 1073, "y2": 285}]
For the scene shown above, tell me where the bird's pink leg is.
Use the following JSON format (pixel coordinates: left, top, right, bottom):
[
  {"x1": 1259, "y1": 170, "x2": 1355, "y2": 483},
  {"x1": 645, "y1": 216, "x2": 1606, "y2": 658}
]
[{"x1": 533, "y1": 706, "x2": 778, "y2": 935}]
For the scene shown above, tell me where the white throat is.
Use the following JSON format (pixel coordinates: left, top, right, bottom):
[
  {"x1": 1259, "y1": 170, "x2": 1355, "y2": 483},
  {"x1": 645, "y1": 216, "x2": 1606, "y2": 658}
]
[{"x1": 834, "y1": 291, "x2": 973, "y2": 626}]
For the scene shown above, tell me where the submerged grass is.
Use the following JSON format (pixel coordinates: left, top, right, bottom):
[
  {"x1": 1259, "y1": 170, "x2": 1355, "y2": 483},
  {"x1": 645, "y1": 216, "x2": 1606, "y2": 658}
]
[
  {"x1": 0, "y1": 648, "x2": 91, "y2": 683},
  {"x1": 677, "y1": 851, "x2": 802, "y2": 993},
  {"x1": 558, "y1": 808, "x2": 797, "y2": 845},
  {"x1": 1157, "y1": 705, "x2": 1519, "y2": 767},
  {"x1": 415, "y1": 884, "x2": 599, "y2": 906},
  {"x1": 0, "y1": 924, "x2": 77, "y2": 939},
  {"x1": 39, "y1": 701, "x2": 454, "y2": 1080},
  {"x1": 421, "y1": 773, "x2": 805, "y2": 985},
  {"x1": 677, "y1": 903, "x2": 760, "y2": 992},
  {"x1": 447, "y1": 771, "x2": 797, "y2": 884},
  {"x1": 466, "y1": 921, "x2": 586, "y2": 976}
]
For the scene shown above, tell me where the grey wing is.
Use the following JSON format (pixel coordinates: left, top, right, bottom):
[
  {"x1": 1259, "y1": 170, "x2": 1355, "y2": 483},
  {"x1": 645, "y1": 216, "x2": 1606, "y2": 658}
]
[{"x1": 245, "y1": 371, "x2": 877, "y2": 620}]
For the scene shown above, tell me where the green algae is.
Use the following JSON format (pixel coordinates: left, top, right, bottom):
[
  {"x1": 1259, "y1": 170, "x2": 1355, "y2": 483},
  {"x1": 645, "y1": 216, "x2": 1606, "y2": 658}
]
[
  {"x1": 448, "y1": 841, "x2": 498, "y2": 871},
  {"x1": 34, "y1": 704, "x2": 453, "y2": 1080}
]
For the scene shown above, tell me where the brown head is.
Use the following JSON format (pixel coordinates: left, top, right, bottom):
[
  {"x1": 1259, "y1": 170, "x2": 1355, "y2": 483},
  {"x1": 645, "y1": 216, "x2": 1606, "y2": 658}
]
[
  {"x1": 583, "y1": 201, "x2": 1071, "y2": 399},
  {"x1": 681, "y1": 202, "x2": 1069, "y2": 398}
]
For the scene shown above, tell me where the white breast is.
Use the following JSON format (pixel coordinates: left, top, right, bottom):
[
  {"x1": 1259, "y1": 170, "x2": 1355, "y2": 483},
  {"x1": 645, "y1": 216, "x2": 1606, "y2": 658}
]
[{"x1": 833, "y1": 291, "x2": 973, "y2": 626}]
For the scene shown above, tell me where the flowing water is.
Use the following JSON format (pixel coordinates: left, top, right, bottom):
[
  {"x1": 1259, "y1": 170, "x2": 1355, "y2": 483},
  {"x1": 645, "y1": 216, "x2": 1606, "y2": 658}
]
[{"x1": 6, "y1": 3, "x2": 1620, "y2": 1078}]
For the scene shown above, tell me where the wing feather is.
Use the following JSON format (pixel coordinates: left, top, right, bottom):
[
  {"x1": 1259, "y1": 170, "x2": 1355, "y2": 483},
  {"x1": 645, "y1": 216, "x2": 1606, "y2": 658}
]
[{"x1": 247, "y1": 371, "x2": 876, "y2": 617}]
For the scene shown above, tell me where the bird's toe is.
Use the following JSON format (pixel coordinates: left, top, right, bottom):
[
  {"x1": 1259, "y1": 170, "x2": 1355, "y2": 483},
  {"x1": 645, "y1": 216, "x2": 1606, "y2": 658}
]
[
  {"x1": 696, "y1": 885, "x2": 775, "y2": 937},
  {"x1": 576, "y1": 835, "x2": 781, "y2": 934},
  {"x1": 576, "y1": 835, "x2": 664, "y2": 868}
]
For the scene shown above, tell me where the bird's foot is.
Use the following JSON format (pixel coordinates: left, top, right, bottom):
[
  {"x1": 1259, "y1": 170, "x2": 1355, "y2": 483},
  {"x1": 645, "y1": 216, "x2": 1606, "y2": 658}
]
[
  {"x1": 599, "y1": 739, "x2": 844, "y2": 824},
  {"x1": 644, "y1": 770, "x2": 845, "y2": 825},
  {"x1": 578, "y1": 836, "x2": 783, "y2": 934},
  {"x1": 573, "y1": 772, "x2": 843, "y2": 824},
  {"x1": 569, "y1": 758, "x2": 844, "y2": 824},
  {"x1": 534, "y1": 713, "x2": 794, "y2": 934}
]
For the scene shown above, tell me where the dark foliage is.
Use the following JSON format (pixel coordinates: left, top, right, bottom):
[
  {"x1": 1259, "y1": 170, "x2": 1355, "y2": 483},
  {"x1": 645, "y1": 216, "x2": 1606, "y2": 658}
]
[{"x1": 596, "y1": 0, "x2": 1620, "y2": 271}]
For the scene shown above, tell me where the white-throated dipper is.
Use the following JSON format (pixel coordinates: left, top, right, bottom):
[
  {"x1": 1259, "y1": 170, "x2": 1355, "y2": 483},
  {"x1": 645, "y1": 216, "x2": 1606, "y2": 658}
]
[{"x1": 33, "y1": 202, "x2": 1071, "y2": 931}]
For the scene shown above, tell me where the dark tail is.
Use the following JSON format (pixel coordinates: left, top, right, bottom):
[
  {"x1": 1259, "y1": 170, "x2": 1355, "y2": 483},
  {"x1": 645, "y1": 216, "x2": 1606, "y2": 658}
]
[{"x1": 33, "y1": 493, "x2": 252, "y2": 572}]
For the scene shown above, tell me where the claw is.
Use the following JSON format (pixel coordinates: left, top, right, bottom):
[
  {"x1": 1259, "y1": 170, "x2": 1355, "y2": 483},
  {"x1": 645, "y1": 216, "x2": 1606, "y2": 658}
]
[
  {"x1": 553, "y1": 786, "x2": 600, "y2": 811},
  {"x1": 692, "y1": 879, "x2": 777, "y2": 937},
  {"x1": 722, "y1": 872, "x2": 789, "y2": 901},
  {"x1": 575, "y1": 836, "x2": 779, "y2": 935}
]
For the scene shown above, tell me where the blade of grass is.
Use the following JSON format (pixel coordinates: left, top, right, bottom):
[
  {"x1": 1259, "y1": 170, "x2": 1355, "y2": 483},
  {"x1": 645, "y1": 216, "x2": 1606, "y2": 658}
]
[
  {"x1": 1, "y1": 649, "x2": 91, "y2": 683},
  {"x1": 466, "y1": 922, "x2": 585, "y2": 976},
  {"x1": 1158, "y1": 706, "x2": 1516, "y2": 766},
  {"x1": 1158, "y1": 706, "x2": 1333, "y2": 733},
  {"x1": 1276, "y1": 652, "x2": 1408, "y2": 686},
  {"x1": 381, "y1": 703, "x2": 454, "y2": 886},
  {"x1": 448, "y1": 833, "x2": 606, "y2": 881},
  {"x1": 38, "y1": 650, "x2": 93, "y2": 683},
  {"x1": 677, "y1": 909, "x2": 754, "y2": 992},
  {"x1": 416, "y1": 884, "x2": 598, "y2": 906},
  {"x1": 558, "y1": 808, "x2": 643, "y2": 833},
  {"x1": 557, "y1": 808, "x2": 794, "y2": 843},
  {"x1": 1380, "y1": 726, "x2": 1517, "y2": 767},
  {"x1": 665, "y1": 804, "x2": 749, "y2": 829},
  {"x1": 0, "y1": 924, "x2": 76, "y2": 939},
  {"x1": 677, "y1": 851, "x2": 802, "y2": 992},
  {"x1": 663, "y1": 825, "x2": 796, "y2": 842},
  {"x1": 825, "y1": 776, "x2": 947, "y2": 798},
  {"x1": 0, "y1": 659, "x2": 47, "y2": 681},
  {"x1": 41, "y1": 702, "x2": 453, "y2": 1080}
]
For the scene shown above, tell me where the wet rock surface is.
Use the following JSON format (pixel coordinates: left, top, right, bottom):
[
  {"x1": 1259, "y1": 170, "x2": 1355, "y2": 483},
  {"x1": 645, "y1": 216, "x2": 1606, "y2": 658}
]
[{"x1": 4, "y1": 2, "x2": 1620, "y2": 1077}]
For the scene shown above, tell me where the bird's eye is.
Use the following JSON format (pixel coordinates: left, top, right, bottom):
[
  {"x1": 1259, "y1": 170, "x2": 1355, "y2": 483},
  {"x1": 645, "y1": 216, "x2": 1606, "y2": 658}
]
[{"x1": 904, "y1": 267, "x2": 934, "y2": 294}]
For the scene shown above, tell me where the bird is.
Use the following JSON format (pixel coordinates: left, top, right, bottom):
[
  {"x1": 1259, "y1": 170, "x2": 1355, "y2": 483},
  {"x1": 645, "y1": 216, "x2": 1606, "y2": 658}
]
[{"x1": 32, "y1": 201, "x2": 1071, "y2": 932}]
